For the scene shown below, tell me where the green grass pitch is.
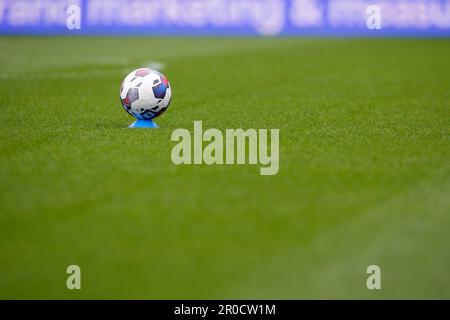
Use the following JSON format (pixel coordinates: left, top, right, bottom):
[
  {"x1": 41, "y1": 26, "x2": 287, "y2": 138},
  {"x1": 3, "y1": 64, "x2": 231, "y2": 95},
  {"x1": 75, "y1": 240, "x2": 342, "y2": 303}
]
[{"x1": 0, "y1": 37, "x2": 449, "y2": 299}]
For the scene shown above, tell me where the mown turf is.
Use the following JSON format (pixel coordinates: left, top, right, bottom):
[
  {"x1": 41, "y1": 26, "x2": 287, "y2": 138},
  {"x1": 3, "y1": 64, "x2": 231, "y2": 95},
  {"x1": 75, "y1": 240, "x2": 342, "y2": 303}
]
[{"x1": 0, "y1": 37, "x2": 449, "y2": 299}]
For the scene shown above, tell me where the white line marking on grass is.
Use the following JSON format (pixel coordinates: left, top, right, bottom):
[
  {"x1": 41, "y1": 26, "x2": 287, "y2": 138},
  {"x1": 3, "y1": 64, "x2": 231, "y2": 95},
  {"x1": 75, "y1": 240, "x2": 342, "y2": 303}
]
[
  {"x1": 145, "y1": 61, "x2": 166, "y2": 71},
  {"x1": 90, "y1": 57, "x2": 130, "y2": 65},
  {"x1": 120, "y1": 61, "x2": 165, "y2": 76},
  {"x1": 0, "y1": 70, "x2": 117, "y2": 80}
]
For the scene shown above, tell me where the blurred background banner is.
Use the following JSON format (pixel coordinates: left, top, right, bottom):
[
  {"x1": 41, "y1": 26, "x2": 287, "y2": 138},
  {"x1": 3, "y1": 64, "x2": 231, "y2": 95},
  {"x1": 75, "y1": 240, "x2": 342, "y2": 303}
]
[{"x1": 0, "y1": 0, "x2": 449, "y2": 36}]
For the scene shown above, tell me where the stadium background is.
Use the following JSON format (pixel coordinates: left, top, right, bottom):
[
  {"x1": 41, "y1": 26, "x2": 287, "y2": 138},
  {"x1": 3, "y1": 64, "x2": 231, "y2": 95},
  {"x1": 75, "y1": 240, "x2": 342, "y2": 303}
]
[
  {"x1": 0, "y1": 0, "x2": 449, "y2": 299},
  {"x1": 1, "y1": 0, "x2": 450, "y2": 36}
]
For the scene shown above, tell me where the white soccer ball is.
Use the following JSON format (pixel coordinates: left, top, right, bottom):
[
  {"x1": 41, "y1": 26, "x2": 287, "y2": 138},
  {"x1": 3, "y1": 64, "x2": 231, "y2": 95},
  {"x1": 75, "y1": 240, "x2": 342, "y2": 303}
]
[{"x1": 120, "y1": 68, "x2": 172, "y2": 120}]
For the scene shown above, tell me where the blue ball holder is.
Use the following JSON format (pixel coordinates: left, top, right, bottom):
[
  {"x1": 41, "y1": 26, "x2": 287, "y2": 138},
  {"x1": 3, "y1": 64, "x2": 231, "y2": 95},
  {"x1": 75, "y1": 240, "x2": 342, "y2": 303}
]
[{"x1": 129, "y1": 119, "x2": 159, "y2": 129}]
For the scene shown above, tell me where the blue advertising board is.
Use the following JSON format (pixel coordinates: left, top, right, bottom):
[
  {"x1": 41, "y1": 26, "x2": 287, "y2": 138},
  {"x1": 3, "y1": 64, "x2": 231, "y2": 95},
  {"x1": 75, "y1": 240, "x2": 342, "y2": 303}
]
[{"x1": 0, "y1": 0, "x2": 449, "y2": 36}]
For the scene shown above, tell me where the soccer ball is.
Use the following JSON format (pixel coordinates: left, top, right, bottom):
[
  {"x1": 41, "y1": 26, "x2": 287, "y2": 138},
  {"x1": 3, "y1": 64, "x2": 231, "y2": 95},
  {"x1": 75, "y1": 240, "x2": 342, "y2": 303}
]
[{"x1": 120, "y1": 68, "x2": 172, "y2": 120}]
